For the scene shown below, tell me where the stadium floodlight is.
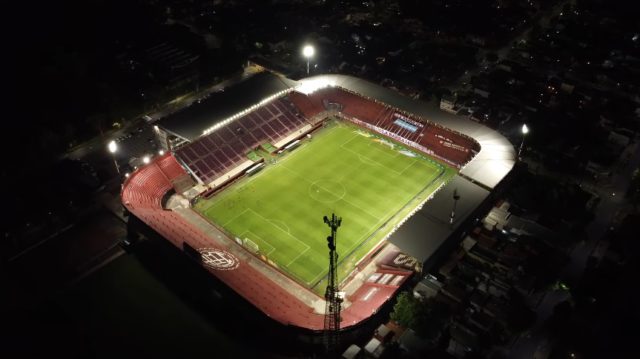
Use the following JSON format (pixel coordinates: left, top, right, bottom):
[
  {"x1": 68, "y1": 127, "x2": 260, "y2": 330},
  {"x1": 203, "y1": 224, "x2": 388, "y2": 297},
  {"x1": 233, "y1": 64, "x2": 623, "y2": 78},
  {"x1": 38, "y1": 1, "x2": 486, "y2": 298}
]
[
  {"x1": 302, "y1": 45, "x2": 315, "y2": 75},
  {"x1": 107, "y1": 140, "x2": 120, "y2": 174},
  {"x1": 142, "y1": 155, "x2": 151, "y2": 164},
  {"x1": 158, "y1": 149, "x2": 165, "y2": 155},
  {"x1": 124, "y1": 172, "x2": 130, "y2": 178},
  {"x1": 297, "y1": 78, "x2": 336, "y2": 95},
  {"x1": 518, "y1": 124, "x2": 529, "y2": 158},
  {"x1": 108, "y1": 140, "x2": 117, "y2": 154}
]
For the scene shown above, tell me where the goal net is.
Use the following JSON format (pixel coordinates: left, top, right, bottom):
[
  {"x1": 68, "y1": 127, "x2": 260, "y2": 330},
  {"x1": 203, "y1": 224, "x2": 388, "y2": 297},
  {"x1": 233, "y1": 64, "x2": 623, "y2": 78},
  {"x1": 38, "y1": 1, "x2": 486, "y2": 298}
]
[{"x1": 243, "y1": 237, "x2": 260, "y2": 254}]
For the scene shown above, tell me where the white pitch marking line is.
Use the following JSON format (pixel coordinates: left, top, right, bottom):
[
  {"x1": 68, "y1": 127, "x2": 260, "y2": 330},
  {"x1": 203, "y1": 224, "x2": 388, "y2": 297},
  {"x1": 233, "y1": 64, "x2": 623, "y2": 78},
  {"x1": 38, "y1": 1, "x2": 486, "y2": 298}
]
[
  {"x1": 241, "y1": 230, "x2": 276, "y2": 256},
  {"x1": 248, "y1": 208, "x2": 310, "y2": 253},
  {"x1": 281, "y1": 164, "x2": 380, "y2": 221},
  {"x1": 340, "y1": 142, "x2": 405, "y2": 176},
  {"x1": 286, "y1": 246, "x2": 309, "y2": 267},
  {"x1": 221, "y1": 208, "x2": 249, "y2": 228},
  {"x1": 269, "y1": 219, "x2": 291, "y2": 234}
]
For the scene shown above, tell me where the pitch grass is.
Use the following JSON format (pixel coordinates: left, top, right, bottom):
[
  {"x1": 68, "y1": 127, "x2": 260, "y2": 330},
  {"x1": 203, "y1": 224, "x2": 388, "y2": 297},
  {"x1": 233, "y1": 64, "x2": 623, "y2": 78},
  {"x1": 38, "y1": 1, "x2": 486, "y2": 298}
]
[{"x1": 194, "y1": 121, "x2": 456, "y2": 293}]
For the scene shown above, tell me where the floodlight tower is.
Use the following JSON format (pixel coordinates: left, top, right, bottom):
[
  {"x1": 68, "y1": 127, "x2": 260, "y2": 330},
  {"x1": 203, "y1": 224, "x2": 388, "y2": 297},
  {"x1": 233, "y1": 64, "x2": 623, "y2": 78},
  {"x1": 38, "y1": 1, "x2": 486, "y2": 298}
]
[
  {"x1": 107, "y1": 140, "x2": 120, "y2": 174},
  {"x1": 450, "y1": 188, "x2": 461, "y2": 227},
  {"x1": 518, "y1": 123, "x2": 529, "y2": 158},
  {"x1": 302, "y1": 45, "x2": 315, "y2": 75},
  {"x1": 323, "y1": 213, "x2": 343, "y2": 356}
]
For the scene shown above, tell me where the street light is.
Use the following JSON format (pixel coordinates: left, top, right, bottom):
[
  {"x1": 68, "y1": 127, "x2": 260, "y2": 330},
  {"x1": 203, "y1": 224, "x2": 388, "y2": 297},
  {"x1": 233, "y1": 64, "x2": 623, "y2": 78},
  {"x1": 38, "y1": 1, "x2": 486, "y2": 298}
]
[
  {"x1": 302, "y1": 45, "x2": 315, "y2": 75},
  {"x1": 518, "y1": 124, "x2": 529, "y2": 158},
  {"x1": 107, "y1": 140, "x2": 120, "y2": 174}
]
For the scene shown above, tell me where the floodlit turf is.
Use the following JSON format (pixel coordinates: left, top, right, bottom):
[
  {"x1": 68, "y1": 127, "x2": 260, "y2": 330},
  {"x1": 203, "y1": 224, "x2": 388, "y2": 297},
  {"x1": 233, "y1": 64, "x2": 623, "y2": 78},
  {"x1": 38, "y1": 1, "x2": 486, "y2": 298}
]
[{"x1": 194, "y1": 121, "x2": 456, "y2": 291}]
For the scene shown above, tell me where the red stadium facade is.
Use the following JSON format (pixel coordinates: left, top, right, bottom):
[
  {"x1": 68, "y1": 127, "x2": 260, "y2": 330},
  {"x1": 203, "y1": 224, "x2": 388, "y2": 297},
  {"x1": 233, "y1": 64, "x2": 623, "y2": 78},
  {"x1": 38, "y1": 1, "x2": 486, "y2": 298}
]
[{"x1": 121, "y1": 74, "x2": 513, "y2": 331}]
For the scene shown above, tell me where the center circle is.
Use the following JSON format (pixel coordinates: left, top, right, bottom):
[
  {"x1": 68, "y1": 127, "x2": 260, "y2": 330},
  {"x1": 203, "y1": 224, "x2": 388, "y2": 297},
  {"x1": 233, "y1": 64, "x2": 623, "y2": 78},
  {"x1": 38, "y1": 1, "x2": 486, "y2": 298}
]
[{"x1": 308, "y1": 179, "x2": 346, "y2": 203}]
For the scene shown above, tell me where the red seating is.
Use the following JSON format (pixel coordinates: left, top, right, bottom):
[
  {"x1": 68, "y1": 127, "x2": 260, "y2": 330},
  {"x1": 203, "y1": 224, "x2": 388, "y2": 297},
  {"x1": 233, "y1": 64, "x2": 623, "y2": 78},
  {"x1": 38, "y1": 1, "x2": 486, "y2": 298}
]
[
  {"x1": 301, "y1": 87, "x2": 480, "y2": 167},
  {"x1": 174, "y1": 84, "x2": 479, "y2": 185},
  {"x1": 174, "y1": 96, "x2": 311, "y2": 184},
  {"x1": 287, "y1": 91, "x2": 325, "y2": 118},
  {"x1": 156, "y1": 153, "x2": 188, "y2": 181},
  {"x1": 122, "y1": 162, "x2": 173, "y2": 210}
]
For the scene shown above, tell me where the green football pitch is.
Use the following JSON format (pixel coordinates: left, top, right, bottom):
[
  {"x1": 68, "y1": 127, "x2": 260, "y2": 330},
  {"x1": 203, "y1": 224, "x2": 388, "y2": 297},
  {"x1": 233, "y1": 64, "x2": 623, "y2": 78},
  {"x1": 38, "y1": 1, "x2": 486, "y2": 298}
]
[{"x1": 194, "y1": 121, "x2": 456, "y2": 292}]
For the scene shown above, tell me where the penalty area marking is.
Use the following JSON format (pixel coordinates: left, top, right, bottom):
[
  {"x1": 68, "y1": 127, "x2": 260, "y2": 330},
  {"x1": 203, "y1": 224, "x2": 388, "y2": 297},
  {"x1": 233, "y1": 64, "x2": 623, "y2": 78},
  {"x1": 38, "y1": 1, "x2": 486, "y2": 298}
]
[
  {"x1": 340, "y1": 138, "x2": 413, "y2": 176},
  {"x1": 247, "y1": 208, "x2": 310, "y2": 259},
  {"x1": 269, "y1": 219, "x2": 291, "y2": 234},
  {"x1": 221, "y1": 208, "x2": 249, "y2": 228},
  {"x1": 240, "y1": 230, "x2": 276, "y2": 256},
  {"x1": 285, "y1": 245, "x2": 309, "y2": 268}
]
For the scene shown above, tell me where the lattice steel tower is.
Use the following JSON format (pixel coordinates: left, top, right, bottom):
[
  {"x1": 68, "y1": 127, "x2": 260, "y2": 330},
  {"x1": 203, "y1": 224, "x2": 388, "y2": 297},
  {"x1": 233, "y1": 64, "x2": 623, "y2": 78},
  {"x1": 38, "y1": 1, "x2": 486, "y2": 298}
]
[{"x1": 323, "y1": 213, "x2": 343, "y2": 356}]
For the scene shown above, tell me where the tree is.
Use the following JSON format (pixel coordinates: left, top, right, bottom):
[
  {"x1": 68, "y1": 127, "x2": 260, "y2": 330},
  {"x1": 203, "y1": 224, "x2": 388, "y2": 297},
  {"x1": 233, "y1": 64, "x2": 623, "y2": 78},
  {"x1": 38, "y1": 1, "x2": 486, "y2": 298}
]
[
  {"x1": 390, "y1": 291, "x2": 419, "y2": 327},
  {"x1": 390, "y1": 292, "x2": 450, "y2": 340}
]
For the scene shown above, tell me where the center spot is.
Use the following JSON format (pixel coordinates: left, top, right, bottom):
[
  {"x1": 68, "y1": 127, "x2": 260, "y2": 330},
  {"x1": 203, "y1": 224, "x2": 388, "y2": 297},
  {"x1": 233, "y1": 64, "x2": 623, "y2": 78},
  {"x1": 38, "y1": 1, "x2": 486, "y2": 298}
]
[{"x1": 309, "y1": 180, "x2": 346, "y2": 203}]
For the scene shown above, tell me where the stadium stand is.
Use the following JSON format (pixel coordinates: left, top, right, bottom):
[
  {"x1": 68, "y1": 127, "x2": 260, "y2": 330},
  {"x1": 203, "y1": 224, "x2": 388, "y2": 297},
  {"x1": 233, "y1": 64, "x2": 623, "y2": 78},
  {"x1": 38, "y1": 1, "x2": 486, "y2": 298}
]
[
  {"x1": 297, "y1": 87, "x2": 480, "y2": 167},
  {"x1": 287, "y1": 91, "x2": 325, "y2": 119},
  {"x1": 156, "y1": 153, "x2": 189, "y2": 180},
  {"x1": 173, "y1": 85, "x2": 479, "y2": 187},
  {"x1": 174, "y1": 97, "x2": 310, "y2": 184},
  {"x1": 122, "y1": 154, "x2": 187, "y2": 210},
  {"x1": 171, "y1": 82, "x2": 479, "y2": 189}
]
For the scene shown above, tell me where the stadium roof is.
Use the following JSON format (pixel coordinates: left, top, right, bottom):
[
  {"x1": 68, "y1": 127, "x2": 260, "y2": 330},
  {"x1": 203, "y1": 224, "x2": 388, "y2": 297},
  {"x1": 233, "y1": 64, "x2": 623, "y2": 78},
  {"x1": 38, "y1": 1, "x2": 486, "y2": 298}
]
[
  {"x1": 387, "y1": 176, "x2": 490, "y2": 263},
  {"x1": 157, "y1": 72, "x2": 296, "y2": 141},
  {"x1": 297, "y1": 75, "x2": 516, "y2": 190}
]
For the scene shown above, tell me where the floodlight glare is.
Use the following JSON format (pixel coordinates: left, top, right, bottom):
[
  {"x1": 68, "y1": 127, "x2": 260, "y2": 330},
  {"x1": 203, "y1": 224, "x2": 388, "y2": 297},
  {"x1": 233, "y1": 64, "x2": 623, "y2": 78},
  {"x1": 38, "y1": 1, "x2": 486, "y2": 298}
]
[
  {"x1": 159, "y1": 150, "x2": 165, "y2": 155},
  {"x1": 302, "y1": 45, "x2": 315, "y2": 75},
  {"x1": 142, "y1": 156, "x2": 151, "y2": 164},
  {"x1": 108, "y1": 140, "x2": 120, "y2": 174},
  {"x1": 302, "y1": 45, "x2": 315, "y2": 58},
  {"x1": 108, "y1": 140, "x2": 118, "y2": 153},
  {"x1": 518, "y1": 124, "x2": 529, "y2": 158}
]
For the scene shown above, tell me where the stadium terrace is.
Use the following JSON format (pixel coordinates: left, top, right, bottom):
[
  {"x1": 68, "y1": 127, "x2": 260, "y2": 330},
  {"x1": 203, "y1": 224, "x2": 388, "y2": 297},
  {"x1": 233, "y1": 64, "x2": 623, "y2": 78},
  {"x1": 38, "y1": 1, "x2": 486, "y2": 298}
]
[{"x1": 121, "y1": 71, "x2": 516, "y2": 330}]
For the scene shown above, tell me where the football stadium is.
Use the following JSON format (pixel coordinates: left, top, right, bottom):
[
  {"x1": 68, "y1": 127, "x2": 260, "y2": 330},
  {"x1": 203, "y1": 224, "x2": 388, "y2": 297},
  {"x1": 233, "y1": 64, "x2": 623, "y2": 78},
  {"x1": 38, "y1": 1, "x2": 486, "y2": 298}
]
[{"x1": 121, "y1": 71, "x2": 516, "y2": 330}]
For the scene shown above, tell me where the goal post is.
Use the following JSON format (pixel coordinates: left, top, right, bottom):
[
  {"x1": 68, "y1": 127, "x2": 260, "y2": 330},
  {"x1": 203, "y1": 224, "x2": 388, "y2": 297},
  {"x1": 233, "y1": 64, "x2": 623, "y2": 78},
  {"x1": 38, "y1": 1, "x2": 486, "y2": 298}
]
[{"x1": 243, "y1": 237, "x2": 260, "y2": 254}]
